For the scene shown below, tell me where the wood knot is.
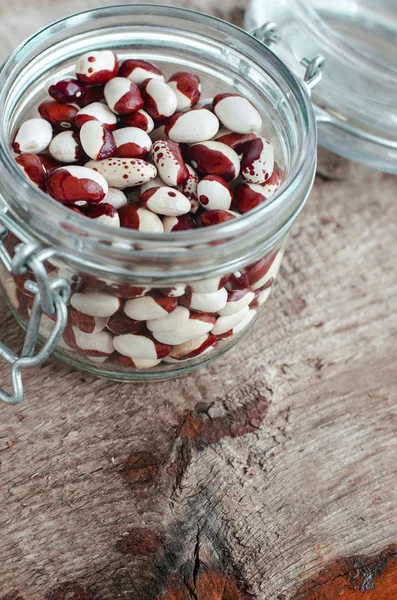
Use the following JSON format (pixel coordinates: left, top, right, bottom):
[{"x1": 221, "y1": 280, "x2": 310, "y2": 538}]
[
  {"x1": 116, "y1": 528, "x2": 163, "y2": 555},
  {"x1": 120, "y1": 451, "x2": 160, "y2": 485},
  {"x1": 177, "y1": 397, "x2": 269, "y2": 447}
]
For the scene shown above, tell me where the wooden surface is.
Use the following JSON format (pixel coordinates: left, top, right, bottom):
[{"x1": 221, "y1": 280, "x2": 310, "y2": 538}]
[{"x1": 1, "y1": 1, "x2": 397, "y2": 599}]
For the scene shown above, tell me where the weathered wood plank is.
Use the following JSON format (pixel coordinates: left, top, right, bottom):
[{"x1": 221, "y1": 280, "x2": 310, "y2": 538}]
[{"x1": 0, "y1": 2, "x2": 397, "y2": 599}]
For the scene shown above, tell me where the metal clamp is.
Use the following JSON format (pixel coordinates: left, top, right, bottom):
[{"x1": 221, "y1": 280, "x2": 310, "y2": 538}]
[
  {"x1": 253, "y1": 21, "x2": 280, "y2": 46},
  {"x1": 253, "y1": 21, "x2": 325, "y2": 93},
  {"x1": 0, "y1": 210, "x2": 70, "y2": 405}
]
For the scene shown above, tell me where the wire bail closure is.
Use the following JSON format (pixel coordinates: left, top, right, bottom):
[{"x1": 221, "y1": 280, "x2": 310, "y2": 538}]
[
  {"x1": 253, "y1": 21, "x2": 325, "y2": 93},
  {"x1": 0, "y1": 209, "x2": 70, "y2": 405}
]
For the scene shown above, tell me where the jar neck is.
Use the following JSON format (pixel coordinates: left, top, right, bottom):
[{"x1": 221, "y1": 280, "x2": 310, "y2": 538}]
[{"x1": 0, "y1": 5, "x2": 317, "y2": 282}]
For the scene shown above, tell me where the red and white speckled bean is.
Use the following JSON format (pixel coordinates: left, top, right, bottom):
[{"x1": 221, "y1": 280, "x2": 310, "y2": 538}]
[
  {"x1": 105, "y1": 283, "x2": 150, "y2": 299},
  {"x1": 85, "y1": 157, "x2": 157, "y2": 188},
  {"x1": 218, "y1": 308, "x2": 257, "y2": 339},
  {"x1": 151, "y1": 140, "x2": 189, "y2": 186},
  {"x1": 116, "y1": 356, "x2": 163, "y2": 369},
  {"x1": 232, "y1": 308, "x2": 256, "y2": 334},
  {"x1": 177, "y1": 164, "x2": 200, "y2": 213},
  {"x1": 241, "y1": 137, "x2": 274, "y2": 184},
  {"x1": 140, "y1": 186, "x2": 190, "y2": 216},
  {"x1": 76, "y1": 84, "x2": 106, "y2": 108},
  {"x1": 198, "y1": 174, "x2": 233, "y2": 210},
  {"x1": 263, "y1": 166, "x2": 282, "y2": 194}
]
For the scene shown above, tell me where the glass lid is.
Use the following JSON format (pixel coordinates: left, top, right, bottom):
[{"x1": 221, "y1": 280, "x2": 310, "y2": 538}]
[{"x1": 245, "y1": 0, "x2": 397, "y2": 173}]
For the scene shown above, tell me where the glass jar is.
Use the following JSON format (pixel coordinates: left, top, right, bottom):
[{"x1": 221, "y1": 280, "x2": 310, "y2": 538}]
[
  {"x1": 246, "y1": 0, "x2": 397, "y2": 173},
  {"x1": 0, "y1": 5, "x2": 316, "y2": 404}
]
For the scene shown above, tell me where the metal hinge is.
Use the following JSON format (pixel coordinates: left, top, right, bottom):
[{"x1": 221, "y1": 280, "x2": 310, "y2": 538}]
[
  {"x1": 0, "y1": 210, "x2": 70, "y2": 405},
  {"x1": 253, "y1": 21, "x2": 325, "y2": 92}
]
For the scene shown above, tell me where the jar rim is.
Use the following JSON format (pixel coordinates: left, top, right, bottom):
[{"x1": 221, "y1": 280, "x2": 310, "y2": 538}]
[{"x1": 0, "y1": 4, "x2": 316, "y2": 276}]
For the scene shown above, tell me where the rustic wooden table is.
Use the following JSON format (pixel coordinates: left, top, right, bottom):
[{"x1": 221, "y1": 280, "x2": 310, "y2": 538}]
[{"x1": 1, "y1": 1, "x2": 397, "y2": 599}]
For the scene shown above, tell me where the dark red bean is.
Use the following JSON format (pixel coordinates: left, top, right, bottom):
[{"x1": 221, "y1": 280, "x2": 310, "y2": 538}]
[
  {"x1": 38, "y1": 100, "x2": 78, "y2": 131},
  {"x1": 49, "y1": 78, "x2": 85, "y2": 104},
  {"x1": 16, "y1": 153, "x2": 46, "y2": 191},
  {"x1": 200, "y1": 209, "x2": 237, "y2": 227}
]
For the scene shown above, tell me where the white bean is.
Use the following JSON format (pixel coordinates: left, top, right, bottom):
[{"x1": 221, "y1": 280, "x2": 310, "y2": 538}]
[
  {"x1": 213, "y1": 94, "x2": 262, "y2": 133},
  {"x1": 70, "y1": 291, "x2": 120, "y2": 317},
  {"x1": 12, "y1": 118, "x2": 52, "y2": 154},
  {"x1": 165, "y1": 109, "x2": 219, "y2": 144}
]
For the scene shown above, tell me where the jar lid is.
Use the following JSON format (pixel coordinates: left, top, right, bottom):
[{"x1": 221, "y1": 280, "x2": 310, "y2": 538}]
[{"x1": 245, "y1": 0, "x2": 397, "y2": 173}]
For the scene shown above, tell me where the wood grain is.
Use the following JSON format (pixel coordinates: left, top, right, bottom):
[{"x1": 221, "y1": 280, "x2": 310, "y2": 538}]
[{"x1": 1, "y1": 1, "x2": 397, "y2": 599}]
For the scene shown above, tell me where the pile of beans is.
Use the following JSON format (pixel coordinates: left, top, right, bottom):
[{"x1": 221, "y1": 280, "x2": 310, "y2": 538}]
[
  {"x1": 7, "y1": 50, "x2": 284, "y2": 370},
  {"x1": 13, "y1": 50, "x2": 281, "y2": 229}
]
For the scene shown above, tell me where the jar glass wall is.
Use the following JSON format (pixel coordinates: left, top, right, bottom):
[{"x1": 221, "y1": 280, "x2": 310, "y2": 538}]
[{"x1": 0, "y1": 5, "x2": 316, "y2": 381}]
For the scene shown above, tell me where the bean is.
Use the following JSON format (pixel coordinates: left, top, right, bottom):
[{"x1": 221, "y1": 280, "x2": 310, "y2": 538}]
[
  {"x1": 76, "y1": 50, "x2": 119, "y2": 85},
  {"x1": 213, "y1": 93, "x2": 262, "y2": 133},
  {"x1": 46, "y1": 165, "x2": 108, "y2": 205},
  {"x1": 12, "y1": 118, "x2": 53, "y2": 154},
  {"x1": 85, "y1": 157, "x2": 157, "y2": 188}
]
